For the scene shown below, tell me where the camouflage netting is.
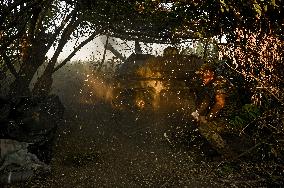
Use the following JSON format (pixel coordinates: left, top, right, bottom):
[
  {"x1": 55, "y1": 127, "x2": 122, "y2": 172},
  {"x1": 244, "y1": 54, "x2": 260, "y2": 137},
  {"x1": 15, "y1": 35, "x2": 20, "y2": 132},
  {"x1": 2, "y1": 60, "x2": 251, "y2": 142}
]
[{"x1": 116, "y1": 54, "x2": 204, "y2": 80}]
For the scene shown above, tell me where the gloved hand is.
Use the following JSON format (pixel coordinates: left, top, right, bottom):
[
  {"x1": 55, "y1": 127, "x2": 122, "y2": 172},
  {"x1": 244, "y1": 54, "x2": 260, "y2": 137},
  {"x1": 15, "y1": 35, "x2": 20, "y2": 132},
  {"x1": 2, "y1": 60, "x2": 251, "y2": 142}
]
[{"x1": 191, "y1": 110, "x2": 199, "y2": 120}]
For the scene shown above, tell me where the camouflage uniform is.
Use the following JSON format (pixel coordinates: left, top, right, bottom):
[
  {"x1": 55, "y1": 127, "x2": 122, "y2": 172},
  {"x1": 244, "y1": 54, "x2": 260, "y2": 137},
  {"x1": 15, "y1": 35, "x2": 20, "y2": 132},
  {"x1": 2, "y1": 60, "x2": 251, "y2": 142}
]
[
  {"x1": 197, "y1": 76, "x2": 231, "y2": 120},
  {"x1": 193, "y1": 65, "x2": 235, "y2": 156}
]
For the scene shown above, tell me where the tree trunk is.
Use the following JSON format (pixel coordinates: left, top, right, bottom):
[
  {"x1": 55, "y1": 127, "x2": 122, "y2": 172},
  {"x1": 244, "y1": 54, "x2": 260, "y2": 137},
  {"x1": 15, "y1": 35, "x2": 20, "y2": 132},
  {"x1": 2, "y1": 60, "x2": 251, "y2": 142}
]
[
  {"x1": 9, "y1": 39, "x2": 47, "y2": 97},
  {"x1": 32, "y1": 64, "x2": 53, "y2": 97},
  {"x1": 32, "y1": 73, "x2": 53, "y2": 97},
  {"x1": 9, "y1": 63, "x2": 38, "y2": 96}
]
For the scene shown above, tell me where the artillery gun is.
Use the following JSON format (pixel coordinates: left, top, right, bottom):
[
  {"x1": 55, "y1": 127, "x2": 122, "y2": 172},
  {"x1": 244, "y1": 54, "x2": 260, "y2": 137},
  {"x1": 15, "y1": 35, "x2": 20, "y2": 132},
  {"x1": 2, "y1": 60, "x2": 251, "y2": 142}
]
[{"x1": 112, "y1": 52, "x2": 204, "y2": 111}]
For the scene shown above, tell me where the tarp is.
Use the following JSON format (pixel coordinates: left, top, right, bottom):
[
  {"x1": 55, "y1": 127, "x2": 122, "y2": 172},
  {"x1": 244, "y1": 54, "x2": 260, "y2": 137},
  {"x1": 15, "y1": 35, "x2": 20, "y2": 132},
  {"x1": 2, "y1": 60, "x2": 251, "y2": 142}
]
[{"x1": 0, "y1": 139, "x2": 50, "y2": 184}]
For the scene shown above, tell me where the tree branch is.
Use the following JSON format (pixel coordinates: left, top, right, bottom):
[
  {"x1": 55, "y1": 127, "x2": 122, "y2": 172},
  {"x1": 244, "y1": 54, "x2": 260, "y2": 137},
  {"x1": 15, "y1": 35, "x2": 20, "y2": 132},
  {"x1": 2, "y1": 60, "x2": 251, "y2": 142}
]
[
  {"x1": 203, "y1": 38, "x2": 209, "y2": 59},
  {"x1": 2, "y1": 53, "x2": 19, "y2": 79},
  {"x1": 33, "y1": 0, "x2": 53, "y2": 36},
  {"x1": 46, "y1": 8, "x2": 78, "y2": 51},
  {"x1": 99, "y1": 34, "x2": 109, "y2": 70},
  {"x1": 27, "y1": 6, "x2": 42, "y2": 41},
  {"x1": 106, "y1": 43, "x2": 126, "y2": 62},
  {"x1": 48, "y1": 14, "x2": 81, "y2": 72},
  {"x1": 53, "y1": 28, "x2": 104, "y2": 73},
  {"x1": 224, "y1": 62, "x2": 284, "y2": 106},
  {"x1": 0, "y1": 0, "x2": 36, "y2": 27}
]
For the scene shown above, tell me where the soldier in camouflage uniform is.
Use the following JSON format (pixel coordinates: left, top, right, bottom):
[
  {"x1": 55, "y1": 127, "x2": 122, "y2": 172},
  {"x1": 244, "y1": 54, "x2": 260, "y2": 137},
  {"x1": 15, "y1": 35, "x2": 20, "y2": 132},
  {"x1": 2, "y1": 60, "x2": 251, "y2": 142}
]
[{"x1": 191, "y1": 63, "x2": 234, "y2": 157}]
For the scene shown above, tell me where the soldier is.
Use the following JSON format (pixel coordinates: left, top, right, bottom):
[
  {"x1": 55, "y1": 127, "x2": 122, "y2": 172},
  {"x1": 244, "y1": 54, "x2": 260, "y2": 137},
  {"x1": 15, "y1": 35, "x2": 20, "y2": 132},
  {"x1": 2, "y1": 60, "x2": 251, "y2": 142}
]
[{"x1": 191, "y1": 63, "x2": 233, "y2": 157}]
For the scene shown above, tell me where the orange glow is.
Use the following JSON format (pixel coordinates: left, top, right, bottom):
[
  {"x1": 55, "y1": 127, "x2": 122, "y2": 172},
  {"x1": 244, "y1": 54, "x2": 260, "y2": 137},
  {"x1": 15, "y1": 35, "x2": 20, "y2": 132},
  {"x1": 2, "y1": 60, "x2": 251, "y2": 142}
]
[
  {"x1": 136, "y1": 99, "x2": 145, "y2": 109},
  {"x1": 74, "y1": 65, "x2": 114, "y2": 105}
]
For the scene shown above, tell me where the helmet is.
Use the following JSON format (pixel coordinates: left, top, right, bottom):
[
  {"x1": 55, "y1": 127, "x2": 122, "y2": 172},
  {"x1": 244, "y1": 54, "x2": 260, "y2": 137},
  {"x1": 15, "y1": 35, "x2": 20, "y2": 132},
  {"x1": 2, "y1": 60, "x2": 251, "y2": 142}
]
[{"x1": 195, "y1": 63, "x2": 216, "y2": 75}]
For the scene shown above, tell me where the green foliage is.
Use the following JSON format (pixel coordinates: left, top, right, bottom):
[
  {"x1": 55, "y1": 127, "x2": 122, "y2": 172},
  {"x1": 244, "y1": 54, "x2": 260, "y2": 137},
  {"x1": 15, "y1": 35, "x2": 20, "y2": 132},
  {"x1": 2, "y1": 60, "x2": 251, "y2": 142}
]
[
  {"x1": 180, "y1": 38, "x2": 219, "y2": 62},
  {"x1": 242, "y1": 104, "x2": 261, "y2": 119},
  {"x1": 0, "y1": 59, "x2": 7, "y2": 80},
  {"x1": 230, "y1": 104, "x2": 261, "y2": 127}
]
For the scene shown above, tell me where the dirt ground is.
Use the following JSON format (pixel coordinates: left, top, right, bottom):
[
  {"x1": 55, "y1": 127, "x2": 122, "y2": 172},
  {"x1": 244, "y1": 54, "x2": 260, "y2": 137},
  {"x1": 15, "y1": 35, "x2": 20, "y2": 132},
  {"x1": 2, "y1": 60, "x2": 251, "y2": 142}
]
[{"x1": 13, "y1": 63, "x2": 268, "y2": 187}]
